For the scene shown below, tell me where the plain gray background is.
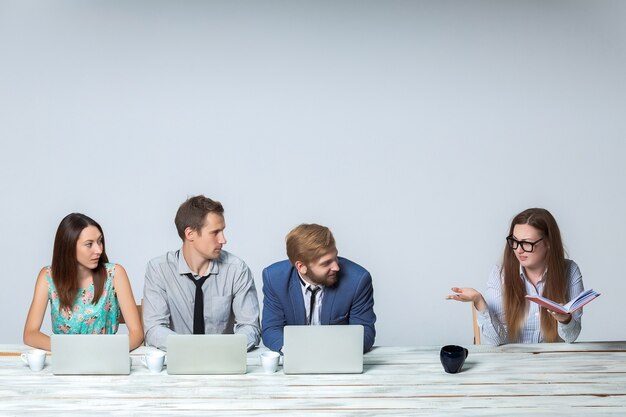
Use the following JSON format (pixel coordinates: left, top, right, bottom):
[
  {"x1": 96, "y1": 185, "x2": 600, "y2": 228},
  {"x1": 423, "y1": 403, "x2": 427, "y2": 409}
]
[{"x1": 1, "y1": 1, "x2": 625, "y2": 346}]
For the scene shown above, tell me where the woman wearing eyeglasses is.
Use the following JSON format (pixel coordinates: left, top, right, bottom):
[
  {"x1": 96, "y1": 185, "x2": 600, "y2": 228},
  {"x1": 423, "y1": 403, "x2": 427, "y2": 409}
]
[{"x1": 447, "y1": 208, "x2": 584, "y2": 345}]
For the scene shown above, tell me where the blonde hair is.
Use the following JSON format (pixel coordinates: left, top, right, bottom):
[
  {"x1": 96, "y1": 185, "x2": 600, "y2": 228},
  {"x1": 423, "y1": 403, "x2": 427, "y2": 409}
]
[{"x1": 286, "y1": 224, "x2": 336, "y2": 265}]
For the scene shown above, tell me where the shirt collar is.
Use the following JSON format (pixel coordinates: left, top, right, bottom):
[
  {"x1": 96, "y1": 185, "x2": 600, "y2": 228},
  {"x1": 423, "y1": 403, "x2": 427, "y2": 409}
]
[
  {"x1": 519, "y1": 265, "x2": 547, "y2": 283},
  {"x1": 176, "y1": 248, "x2": 218, "y2": 278},
  {"x1": 297, "y1": 272, "x2": 324, "y2": 291}
]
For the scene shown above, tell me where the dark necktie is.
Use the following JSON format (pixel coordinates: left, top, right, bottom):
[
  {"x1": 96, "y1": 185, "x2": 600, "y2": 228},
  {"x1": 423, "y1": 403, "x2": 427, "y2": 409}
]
[
  {"x1": 307, "y1": 286, "x2": 320, "y2": 325},
  {"x1": 185, "y1": 273, "x2": 210, "y2": 334}
]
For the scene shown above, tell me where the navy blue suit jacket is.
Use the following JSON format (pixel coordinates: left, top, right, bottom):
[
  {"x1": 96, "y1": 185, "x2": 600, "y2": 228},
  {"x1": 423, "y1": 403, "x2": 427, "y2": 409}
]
[{"x1": 261, "y1": 257, "x2": 376, "y2": 352}]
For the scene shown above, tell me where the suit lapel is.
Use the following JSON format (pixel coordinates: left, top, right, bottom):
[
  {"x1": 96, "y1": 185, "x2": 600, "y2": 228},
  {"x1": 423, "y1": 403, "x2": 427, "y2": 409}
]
[
  {"x1": 321, "y1": 285, "x2": 336, "y2": 325},
  {"x1": 288, "y1": 269, "x2": 307, "y2": 325}
]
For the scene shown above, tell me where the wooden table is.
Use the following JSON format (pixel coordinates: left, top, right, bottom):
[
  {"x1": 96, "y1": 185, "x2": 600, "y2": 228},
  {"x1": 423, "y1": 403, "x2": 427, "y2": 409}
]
[{"x1": 1, "y1": 342, "x2": 625, "y2": 415}]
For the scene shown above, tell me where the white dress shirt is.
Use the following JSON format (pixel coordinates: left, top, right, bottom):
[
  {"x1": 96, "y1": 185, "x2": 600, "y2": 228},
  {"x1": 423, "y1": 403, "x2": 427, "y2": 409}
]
[{"x1": 298, "y1": 273, "x2": 325, "y2": 325}]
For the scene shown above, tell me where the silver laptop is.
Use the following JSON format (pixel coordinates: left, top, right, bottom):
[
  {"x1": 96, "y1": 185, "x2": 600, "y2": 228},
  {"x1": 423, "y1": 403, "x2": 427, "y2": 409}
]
[
  {"x1": 283, "y1": 325, "x2": 364, "y2": 374},
  {"x1": 51, "y1": 334, "x2": 130, "y2": 375},
  {"x1": 166, "y1": 334, "x2": 247, "y2": 375}
]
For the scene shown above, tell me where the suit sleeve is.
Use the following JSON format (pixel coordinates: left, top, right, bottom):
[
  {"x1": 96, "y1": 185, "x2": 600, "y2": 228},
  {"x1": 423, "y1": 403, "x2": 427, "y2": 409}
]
[
  {"x1": 349, "y1": 271, "x2": 376, "y2": 352},
  {"x1": 261, "y1": 268, "x2": 287, "y2": 352}
]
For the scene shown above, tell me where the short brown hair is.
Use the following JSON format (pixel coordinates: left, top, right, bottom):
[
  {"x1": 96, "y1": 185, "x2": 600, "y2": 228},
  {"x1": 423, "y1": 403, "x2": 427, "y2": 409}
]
[
  {"x1": 175, "y1": 195, "x2": 224, "y2": 240},
  {"x1": 286, "y1": 224, "x2": 336, "y2": 265}
]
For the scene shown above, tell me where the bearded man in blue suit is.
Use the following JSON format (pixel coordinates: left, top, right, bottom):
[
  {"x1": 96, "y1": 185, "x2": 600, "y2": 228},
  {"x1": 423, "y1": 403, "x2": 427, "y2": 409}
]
[{"x1": 261, "y1": 224, "x2": 376, "y2": 352}]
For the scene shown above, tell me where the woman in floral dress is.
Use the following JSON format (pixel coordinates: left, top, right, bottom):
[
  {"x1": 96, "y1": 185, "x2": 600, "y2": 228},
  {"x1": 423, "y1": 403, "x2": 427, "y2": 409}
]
[{"x1": 23, "y1": 213, "x2": 143, "y2": 350}]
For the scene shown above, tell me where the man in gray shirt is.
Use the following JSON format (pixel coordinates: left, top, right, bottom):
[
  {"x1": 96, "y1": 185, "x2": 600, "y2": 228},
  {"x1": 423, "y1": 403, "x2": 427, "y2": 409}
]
[{"x1": 143, "y1": 195, "x2": 261, "y2": 350}]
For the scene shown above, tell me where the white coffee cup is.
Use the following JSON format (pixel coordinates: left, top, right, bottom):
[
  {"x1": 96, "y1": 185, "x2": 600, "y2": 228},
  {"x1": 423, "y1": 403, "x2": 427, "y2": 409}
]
[
  {"x1": 260, "y1": 351, "x2": 280, "y2": 374},
  {"x1": 21, "y1": 349, "x2": 46, "y2": 371},
  {"x1": 141, "y1": 350, "x2": 166, "y2": 373}
]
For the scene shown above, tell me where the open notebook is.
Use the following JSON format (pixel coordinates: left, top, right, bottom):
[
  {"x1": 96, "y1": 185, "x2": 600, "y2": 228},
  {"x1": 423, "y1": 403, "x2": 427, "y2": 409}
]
[{"x1": 526, "y1": 288, "x2": 600, "y2": 314}]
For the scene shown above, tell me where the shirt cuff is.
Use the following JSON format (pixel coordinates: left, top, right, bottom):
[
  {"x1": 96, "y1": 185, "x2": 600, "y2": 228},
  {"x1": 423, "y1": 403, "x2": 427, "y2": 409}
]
[
  {"x1": 558, "y1": 317, "x2": 577, "y2": 330},
  {"x1": 476, "y1": 308, "x2": 491, "y2": 325}
]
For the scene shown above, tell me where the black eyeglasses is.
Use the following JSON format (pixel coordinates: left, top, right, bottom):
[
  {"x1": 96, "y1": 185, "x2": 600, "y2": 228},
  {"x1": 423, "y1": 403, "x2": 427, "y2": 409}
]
[{"x1": 506, "y1": 235, "x2": 544, "y2": 253}]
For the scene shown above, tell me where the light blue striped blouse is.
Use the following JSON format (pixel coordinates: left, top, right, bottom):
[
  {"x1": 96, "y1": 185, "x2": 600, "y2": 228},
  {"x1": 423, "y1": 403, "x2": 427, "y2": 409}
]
[{"x1": 477, "y1": 259, "x2": 584, "y2": 345}]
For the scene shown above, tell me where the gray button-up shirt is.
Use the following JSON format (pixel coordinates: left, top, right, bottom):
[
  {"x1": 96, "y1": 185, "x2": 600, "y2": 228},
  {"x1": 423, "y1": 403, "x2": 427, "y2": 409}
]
[{"x1": 143, "y1": 249, "x2": 261, "y2": 350}]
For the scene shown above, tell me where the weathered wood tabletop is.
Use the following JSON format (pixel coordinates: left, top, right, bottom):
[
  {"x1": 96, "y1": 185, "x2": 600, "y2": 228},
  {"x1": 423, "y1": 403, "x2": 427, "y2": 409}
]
[{"x1": 1, "y1": 342, "x2": 625, "y2": 416}]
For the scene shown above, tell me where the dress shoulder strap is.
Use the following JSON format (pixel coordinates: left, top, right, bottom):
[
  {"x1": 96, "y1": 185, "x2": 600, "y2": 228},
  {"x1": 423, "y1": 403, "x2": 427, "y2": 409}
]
[{"x1": 45, "y1": 266, "x2": 55, "y2": 295}]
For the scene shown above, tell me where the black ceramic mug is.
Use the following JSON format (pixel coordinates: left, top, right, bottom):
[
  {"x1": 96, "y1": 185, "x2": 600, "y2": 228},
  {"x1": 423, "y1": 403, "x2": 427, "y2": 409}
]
[{"x1": 440, "y1": 345, "x2": 468, "y2": 374}]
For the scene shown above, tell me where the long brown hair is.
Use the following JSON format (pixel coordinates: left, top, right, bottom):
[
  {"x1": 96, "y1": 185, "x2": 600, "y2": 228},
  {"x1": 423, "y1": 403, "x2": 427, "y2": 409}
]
[
  {"x1": 502, "y1": 208, "x2": 567, "y2": 342},
  {"x1": 51, "y1": 213, "x2": 109, "y2": 310}
]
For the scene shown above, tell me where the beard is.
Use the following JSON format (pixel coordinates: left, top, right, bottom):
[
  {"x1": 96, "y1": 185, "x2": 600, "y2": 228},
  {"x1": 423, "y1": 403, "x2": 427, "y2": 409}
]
[{"x1": 305, "y1": 270, "x2": 338, "y2": 287}]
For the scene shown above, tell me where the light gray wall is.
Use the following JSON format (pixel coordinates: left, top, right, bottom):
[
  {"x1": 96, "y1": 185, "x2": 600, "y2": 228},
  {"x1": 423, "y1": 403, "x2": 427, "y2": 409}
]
[{"x1": 1, "y1": 1, "x2": 625, "y2": 345}]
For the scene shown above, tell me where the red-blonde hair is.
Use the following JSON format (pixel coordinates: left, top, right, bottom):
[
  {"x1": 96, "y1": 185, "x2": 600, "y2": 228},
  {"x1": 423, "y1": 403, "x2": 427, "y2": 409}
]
[{"x1": 286, "y1": 224, "x2": 336, "y2": 265}]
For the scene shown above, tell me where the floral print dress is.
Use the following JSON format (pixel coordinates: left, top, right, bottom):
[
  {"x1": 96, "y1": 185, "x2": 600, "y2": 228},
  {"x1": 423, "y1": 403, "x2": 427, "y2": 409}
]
[{"x1": 47, "y1": 263, "x2": 120, "y2": 334}]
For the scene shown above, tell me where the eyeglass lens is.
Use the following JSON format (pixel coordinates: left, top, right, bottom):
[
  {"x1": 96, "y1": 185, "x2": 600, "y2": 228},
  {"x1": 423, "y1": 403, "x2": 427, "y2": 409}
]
[{"x1": 506, "y1": 236, "x2": 542, "y2": 253}]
